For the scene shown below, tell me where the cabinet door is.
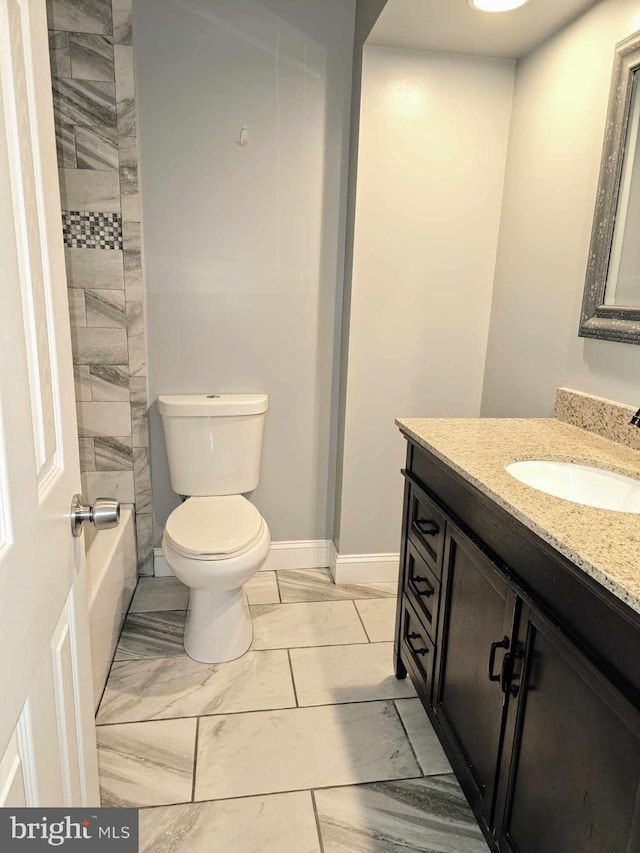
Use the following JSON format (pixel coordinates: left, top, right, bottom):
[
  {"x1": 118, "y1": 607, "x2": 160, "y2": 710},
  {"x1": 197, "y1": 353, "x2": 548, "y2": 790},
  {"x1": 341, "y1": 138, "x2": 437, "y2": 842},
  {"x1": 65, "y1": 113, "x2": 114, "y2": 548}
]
[
  {"x1": 433, "y1": 524, "x2": 519, "y2": 827},
  {"x1": 495, "y1": 606, "x2": 640, "y2": 853}
]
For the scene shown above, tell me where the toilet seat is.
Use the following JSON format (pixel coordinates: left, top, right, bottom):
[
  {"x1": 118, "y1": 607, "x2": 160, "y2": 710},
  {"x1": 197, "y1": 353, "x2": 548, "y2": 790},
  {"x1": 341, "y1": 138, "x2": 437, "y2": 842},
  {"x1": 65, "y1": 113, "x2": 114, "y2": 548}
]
[{"x1": 164, "y1": 495, "x2": 264, "y2": 561}]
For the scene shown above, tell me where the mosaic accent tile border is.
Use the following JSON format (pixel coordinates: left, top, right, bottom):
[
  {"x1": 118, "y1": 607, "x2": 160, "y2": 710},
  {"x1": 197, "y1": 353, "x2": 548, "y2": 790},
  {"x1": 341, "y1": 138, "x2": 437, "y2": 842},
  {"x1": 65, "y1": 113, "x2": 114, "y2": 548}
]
[
  {"x1": 62, "y1": 210, "x2": 123, "y2": 249},
  {"x1": 555, "y1": 387, "x2": 640, "y2": 451}
]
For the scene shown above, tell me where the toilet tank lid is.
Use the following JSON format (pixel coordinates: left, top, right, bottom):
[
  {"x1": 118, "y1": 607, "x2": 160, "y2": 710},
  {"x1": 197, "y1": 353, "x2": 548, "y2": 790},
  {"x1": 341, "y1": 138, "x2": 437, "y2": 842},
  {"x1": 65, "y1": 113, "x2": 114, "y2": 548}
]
[{"x1": 158, "y1": 394, "x2": 268, "y2": 417}]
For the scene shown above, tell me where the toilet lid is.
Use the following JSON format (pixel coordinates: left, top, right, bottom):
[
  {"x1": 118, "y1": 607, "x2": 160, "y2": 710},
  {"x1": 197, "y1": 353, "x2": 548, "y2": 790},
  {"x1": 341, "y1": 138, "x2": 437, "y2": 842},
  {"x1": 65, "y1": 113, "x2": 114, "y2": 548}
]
[{"x1": 165, "y1": 496, "x2": 263, "y2": 558}]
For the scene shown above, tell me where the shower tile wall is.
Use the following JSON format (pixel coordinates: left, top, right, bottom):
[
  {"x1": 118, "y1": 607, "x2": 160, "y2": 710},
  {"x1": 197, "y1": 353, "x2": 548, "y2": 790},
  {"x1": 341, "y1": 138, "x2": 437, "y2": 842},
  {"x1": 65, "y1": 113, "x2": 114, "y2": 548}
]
[{"x1": 47, "y1": 0, "x2": 152, "y2": 574}]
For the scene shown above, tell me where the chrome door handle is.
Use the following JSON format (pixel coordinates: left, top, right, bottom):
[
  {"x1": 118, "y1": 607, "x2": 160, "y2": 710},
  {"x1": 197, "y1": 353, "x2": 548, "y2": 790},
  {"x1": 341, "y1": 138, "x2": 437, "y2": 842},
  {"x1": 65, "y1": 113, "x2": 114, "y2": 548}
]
[{"x1": 70, "y1": 494, "x2": 120, "y2": 537}]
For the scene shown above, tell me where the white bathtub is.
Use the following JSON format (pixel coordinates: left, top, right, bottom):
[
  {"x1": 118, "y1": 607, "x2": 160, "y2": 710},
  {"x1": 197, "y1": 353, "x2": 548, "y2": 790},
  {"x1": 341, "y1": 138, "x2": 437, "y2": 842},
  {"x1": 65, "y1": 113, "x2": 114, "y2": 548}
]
[{"x1": 85, "y1": 505, "x2": 137, "y2": 710}]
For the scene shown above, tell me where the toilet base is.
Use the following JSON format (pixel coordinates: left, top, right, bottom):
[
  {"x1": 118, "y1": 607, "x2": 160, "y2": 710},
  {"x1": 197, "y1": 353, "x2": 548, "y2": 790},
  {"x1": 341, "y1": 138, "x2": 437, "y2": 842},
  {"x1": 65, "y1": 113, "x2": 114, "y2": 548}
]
[{"x1": 183, "y1": 586, "x2": 253, "y2": 664}]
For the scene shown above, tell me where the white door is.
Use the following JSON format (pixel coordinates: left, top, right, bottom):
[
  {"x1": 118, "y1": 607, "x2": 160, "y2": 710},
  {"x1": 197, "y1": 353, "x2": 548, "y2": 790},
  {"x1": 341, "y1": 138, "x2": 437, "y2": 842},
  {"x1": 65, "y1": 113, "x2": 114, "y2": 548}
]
[{"x1": 0, "y1": 0, "x2": 99, "y2": 806}]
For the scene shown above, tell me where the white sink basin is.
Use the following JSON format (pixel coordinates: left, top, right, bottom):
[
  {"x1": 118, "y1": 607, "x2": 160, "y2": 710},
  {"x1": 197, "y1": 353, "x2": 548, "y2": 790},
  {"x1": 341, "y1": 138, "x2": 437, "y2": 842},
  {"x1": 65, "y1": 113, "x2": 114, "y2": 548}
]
[{"x1": 505, "y1": 461, "x2": 640, "y2": 513}]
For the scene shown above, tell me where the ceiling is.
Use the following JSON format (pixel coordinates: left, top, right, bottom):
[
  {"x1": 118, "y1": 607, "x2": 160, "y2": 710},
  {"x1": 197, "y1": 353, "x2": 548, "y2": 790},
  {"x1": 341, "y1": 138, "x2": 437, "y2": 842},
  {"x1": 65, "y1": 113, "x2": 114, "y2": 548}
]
[{"x1": 367, "y1": 0, "x2": 599, "y2": 59}]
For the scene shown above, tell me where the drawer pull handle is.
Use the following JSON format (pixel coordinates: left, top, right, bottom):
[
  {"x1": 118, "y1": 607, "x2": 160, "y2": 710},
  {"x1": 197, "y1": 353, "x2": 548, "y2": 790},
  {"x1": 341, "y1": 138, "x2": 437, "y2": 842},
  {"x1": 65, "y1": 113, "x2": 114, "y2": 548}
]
[
  {"x1": 414, "y1": 647, "x2": 429, "y2": 656},
  {"x1": 488, "y1": 636, "x2": 510, "y2": 683},
  {"x1": 412, "y1": 576, "x2": 435, "y2": 597},
  {"x1": 415, "y1": 519, "x2": 439, "y2": 537},
  {"x1": 407, "y1": 632, "x2": 421, "y2": 640}
]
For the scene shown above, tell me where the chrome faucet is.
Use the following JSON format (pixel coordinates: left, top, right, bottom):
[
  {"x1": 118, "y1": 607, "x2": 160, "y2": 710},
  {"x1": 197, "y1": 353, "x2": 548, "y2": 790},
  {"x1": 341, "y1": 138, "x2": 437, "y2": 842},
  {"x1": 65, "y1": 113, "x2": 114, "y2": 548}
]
[{"x1": 631, "y1": 408, "x2": 640, "y2": 427}]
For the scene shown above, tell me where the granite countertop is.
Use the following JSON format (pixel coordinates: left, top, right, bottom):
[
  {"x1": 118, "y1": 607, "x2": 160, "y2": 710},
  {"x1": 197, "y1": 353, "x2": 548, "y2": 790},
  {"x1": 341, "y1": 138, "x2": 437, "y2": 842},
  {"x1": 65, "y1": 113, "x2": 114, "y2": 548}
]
[{"x1": 396, "y1": 417, "x2": 640, "y2": 616}]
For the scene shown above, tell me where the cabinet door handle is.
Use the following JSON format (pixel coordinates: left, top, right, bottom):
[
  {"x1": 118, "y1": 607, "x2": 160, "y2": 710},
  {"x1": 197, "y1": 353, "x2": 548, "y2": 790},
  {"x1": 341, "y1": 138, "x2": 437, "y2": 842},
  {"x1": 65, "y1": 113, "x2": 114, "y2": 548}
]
[
  {"x1": 488, "y1": 637, "x2": 510, "y2": 683},
  {"x1": 406, "y1": 632, "x2": 428, "y2": 655},
  {"x1": 415, "y1": 519, "x2": 439, "y2": 537},
  {"x1": 500, "y1": 649, "x2": 523, "y2": 696},
  {"x1": 412, "y1": 576, "x2": 435, "y2": 597}
]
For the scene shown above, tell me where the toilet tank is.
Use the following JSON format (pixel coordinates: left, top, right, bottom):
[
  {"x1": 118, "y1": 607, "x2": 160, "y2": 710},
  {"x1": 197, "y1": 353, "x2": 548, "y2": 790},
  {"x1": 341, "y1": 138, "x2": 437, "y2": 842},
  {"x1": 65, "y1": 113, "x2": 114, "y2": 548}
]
[{"x1": 158, "y1": 394, "x2": 268, "y2": 496}]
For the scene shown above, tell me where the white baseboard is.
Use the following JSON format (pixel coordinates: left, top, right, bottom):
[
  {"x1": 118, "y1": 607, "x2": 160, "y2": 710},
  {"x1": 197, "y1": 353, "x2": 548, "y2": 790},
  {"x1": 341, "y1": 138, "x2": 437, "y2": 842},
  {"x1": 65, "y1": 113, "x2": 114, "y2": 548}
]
[
  {"x1": 259, "y1": 540, "x2": 330, "y2": 572},
  {"x1": 330, "y1": 542, "x2": 400, "y2": 584},
  {"x1": 153, "y1": 540, "x2": 331, "y2": 577}
]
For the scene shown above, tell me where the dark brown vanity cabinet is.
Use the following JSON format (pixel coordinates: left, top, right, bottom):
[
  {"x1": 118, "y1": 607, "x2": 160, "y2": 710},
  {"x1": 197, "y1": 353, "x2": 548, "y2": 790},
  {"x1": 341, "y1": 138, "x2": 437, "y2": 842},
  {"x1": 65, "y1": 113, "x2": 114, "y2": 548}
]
[
  {"x1": 433, "y1": 525, "x2": 518, "y2": 832},
  {"x1": 395, "y1": 440, "x2": 640, "y2": 853}
]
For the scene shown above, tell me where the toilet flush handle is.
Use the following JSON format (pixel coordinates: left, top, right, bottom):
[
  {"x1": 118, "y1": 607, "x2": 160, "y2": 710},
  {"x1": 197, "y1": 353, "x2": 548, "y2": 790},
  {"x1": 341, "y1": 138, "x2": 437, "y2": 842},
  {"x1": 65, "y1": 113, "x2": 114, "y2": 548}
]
[{"x1": 70, "y1": 494, "x2": 120, "y2": 537}]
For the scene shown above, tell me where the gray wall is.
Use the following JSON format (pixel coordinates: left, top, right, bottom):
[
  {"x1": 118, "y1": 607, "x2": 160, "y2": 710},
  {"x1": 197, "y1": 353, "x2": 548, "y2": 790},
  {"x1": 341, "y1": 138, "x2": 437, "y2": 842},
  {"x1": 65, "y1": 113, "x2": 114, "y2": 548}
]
[
  {"x1": 133, "y1": 0, "x2": 355, "y2": 544},
  {"x1": 481, "y1": 0, "x2": 640, "y2": 417},
  {"x1": 335, "y1": 46, "x2": 515, "y2": 556},
  {"x1": 333, "y1": 0, "x2": 388, "y2": 551}
]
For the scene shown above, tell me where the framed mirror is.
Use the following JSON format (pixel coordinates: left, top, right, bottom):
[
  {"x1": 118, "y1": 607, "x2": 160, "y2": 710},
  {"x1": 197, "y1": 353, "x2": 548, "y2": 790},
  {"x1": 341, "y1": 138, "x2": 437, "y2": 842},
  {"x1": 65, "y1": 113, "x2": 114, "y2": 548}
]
[{"x1": 580, "y1": 31, "x2": 640, "y2": 344}]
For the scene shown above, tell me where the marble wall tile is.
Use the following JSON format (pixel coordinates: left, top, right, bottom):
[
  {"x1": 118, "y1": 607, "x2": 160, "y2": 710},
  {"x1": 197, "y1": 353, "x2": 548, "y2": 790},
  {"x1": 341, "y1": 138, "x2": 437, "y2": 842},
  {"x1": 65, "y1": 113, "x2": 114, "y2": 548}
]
[
  {"x1": 54, "y1": 121, "x2": 77, "y2": 168},
  {"x1": 98, "y1": 650, "x2": 296, "y2": 724},
  {"x1": 90, "y1": 364, "x2": 129, "y2": 402},
  {"x1": 46, "y1": 0, "x2": 113, "y2": 35},
  {"x1": 127, "y1": 332, "x2": 147, "y2": 377},
  {"x1": 75, "y1": 125, "x2": 118, "y2": 170},
  {"x1": 59, "y1": 168, "x2": 120, "y2": 213},
  {"x1": 123, "y1": 245, "x2": 142, "y2": 300},
  {"x1": 394, "y1": 698, "x2": 453, "y2": 776},
  {"x1": 69, "y1": 33, "x2": 114, "y2": 81},
  {"x1": 52, "y1": 78, "x2": 116, "y2": 127},
  {"x1": 65, "y1": 247, "x2": 124, "y2": 289},
  {"x1": 135, "y1": 512, "x2": 153, "y2": 576},
  {"x1": 72, "y1": 327, "x2": 128, "y2": 364},
  {"x1": 112, "y1": 0, "x2": 132, "y2": 45},
  {"x1": 125, "y1": 301, "x2": 144, "y2": 336},
  {"x1": 85, "y1": 288, "x2": 126, "y2": 327},
  {"x1": 77, "y1": 401, "x2": 131, "y2": 437},
  {"x1": 78, "y1": 437, "x2": 95, "y2": 471},
  {"x1": 49, "y1": 31, "x2": 71, "y2": 78},
  {"x1": 354, "y1": 599, "x2": 397, "y2": 642},
  {"x1": 195, "y1": 702, "x2": 420, "y2": 801},
  {"x1": 119, "y1": 138, "x2": 140, "y2": 221},
  {"x1": 97, "y1": 718, "x2": 196, "y2": 808},
  {"x1": 250, "y1": 601, "x2": 368, "y2": 650},
  {"x1": 133, "y1": 448, "x2": 151, "y2": 512},
  {"x1": 82, "y1": 469, "x2": 134, "y2": 503},
  {"x1": 115, "y1": 610, "x2": 187, "y2": 660},
  {"x1": 114, "y1": 45, "x2": 136, "y2": 137},
  {"x1": 130, "y1": 577, "x2": 189, "y2": 614},
  {"x1": 74, "y1": 365, "x2": 91, "y2": 401},
  {"x1": 67, "y1": 289, "x2": 86, "y2": 327},
  {"x1": 130, "y1": 377, "x2": 149, "y2": 449},
  {"x1": 122, "y1": 219, "x2": 140, "y2": 251},
  {"x1": 139, "y1": 793, "x2": 321, "y2": 853},
  {"x1": 315, "y1": 777, "x2": 489, "y2": 853},
  {"x1": 290, "y1": 643, "x2": 416, "y2": 707},
  {"x1": 95, "y1": 436, "x2": 133, "y2": 471}
]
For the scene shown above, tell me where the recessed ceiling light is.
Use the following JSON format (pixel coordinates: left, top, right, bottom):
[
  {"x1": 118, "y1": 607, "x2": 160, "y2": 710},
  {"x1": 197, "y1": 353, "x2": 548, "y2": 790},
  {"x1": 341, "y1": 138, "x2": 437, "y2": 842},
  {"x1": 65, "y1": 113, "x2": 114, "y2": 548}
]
[{"x1": 469, "y1": 0, "x2": 530, "y2": 11}]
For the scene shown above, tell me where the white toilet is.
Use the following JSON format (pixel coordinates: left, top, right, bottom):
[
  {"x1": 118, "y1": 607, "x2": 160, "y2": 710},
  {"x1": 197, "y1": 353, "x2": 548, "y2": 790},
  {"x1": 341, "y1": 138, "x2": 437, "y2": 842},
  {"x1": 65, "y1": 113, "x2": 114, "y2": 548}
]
[{"x1": 158, "y1": 394, "x2": 271, "y2": 664}]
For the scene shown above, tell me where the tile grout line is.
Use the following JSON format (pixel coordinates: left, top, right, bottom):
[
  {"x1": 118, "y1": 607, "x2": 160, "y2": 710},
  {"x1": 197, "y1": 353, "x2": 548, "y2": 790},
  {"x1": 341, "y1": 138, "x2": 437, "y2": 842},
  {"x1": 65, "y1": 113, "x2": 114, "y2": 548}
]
[
  {"x1": 274, "y1": 570, "x2": 282, "y2": 604},
  {"x1": 96, "y1": 695, "x2": 414, "y2": 728},
  {"x1": 310, "y1": 789, "x2": 326, "y2": 853},
  {"x1": 286, "y1": 648, "x2": 299, "y2": 707},
  {"x1": 109, "y1": 635, "x2": 395, "y2": 668},
  {"x1": 352, "y1": 599, "x2": 372, "y2": 642},
  {"x1": 391, "y1": 699, "x2": 423, "y2": 777},
  {"x1": 138, "y1": 772, "x2": 428, "y2": 810},
  {"x1": 191, "y1": 717, "x2": 200, "y2": 802}
]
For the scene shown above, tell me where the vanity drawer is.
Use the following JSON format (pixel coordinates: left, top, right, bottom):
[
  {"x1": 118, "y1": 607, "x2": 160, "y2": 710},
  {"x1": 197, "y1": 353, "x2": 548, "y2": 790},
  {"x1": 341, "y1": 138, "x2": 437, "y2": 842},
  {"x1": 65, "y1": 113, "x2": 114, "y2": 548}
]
[
  {"x1": 404, "y1": 539, "x2": 441, "y2": 640},
  {"x1": 405, "y1": 476, "x2": 446, "y2": 576},
  {"x1": 401, "y1": 597, "x2": 436, "y2": 692}
]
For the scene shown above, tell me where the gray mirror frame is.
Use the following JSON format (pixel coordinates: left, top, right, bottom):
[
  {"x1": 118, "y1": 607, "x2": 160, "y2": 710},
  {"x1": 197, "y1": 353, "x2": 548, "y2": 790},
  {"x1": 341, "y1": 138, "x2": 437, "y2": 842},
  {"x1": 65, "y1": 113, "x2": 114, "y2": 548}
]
[{"x1": 579, "y1": 30, "x2": 640, "y2": 344}]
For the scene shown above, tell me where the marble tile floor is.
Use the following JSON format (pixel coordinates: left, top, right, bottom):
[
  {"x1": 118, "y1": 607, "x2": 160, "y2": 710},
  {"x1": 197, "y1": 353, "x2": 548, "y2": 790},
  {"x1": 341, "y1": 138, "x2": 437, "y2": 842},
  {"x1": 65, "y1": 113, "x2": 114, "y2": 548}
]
[{"x1": 97, "y1": 568, "x2": 490, "y2": 852}]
